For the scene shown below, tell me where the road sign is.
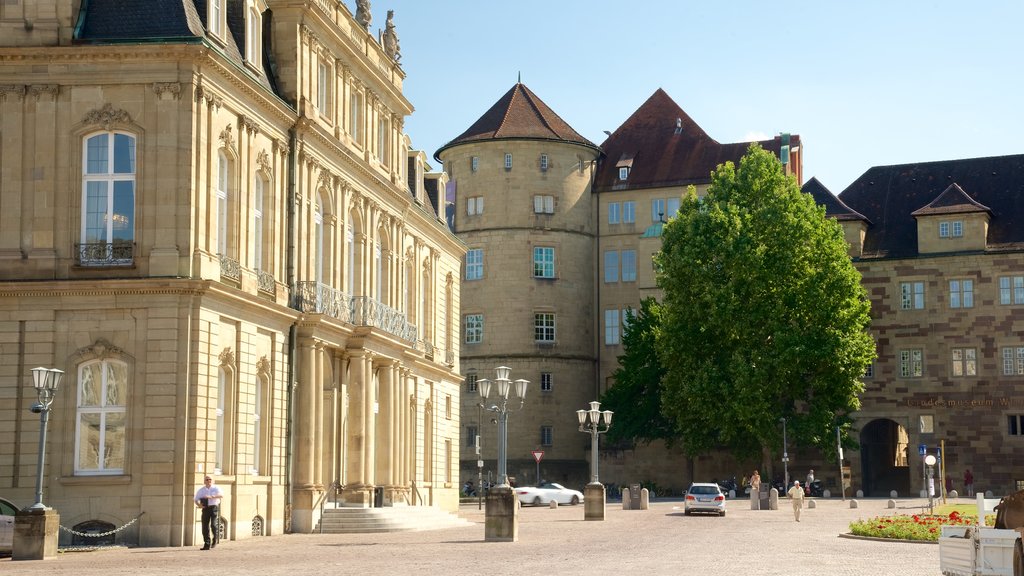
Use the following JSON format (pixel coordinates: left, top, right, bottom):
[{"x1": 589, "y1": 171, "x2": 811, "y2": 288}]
[
  {"x1": 918, "y1": 443, "x2": 927, "y2": 456},
  {"x1": 477, "y1": 460, "x2": 483, "y2": 468},
  {"x1": 531, "y1": 450, "x2": 544, "y2": 463}
]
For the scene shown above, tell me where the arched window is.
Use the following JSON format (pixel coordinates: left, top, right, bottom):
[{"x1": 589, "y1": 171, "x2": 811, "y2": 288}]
[
  {"x1": 75, "y1": 359, "x2": 128, "y2": 474},
  {"x1": 81, "y1": 132, "x2": 135, "y2": 265}
]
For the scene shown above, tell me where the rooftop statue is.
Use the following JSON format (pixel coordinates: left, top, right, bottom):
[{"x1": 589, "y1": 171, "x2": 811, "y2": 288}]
[
  {"x1": 355, "y1": 0, "x2": 371, "y2": 30},
  {"x1": 382, "y1": 10, "x2": 401, "y2": 62}
]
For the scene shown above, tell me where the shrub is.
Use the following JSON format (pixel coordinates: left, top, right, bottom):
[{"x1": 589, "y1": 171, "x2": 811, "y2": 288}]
[{"x1": 849, "y1": 511, "x2": 995, "y2": 542}]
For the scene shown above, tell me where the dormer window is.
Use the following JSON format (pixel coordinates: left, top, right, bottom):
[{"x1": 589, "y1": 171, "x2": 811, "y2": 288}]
[
  {"x1": 209, "y1": 0, "x2": 225, "y2": 39},
  {"x1": 245, "y1": 4, "x2": 262, "y2": 67},
  {"x1": 939, "y1": 220, "x2": 963, "y2": 238},
  {"x1": 618, "y1": 167, "x2": 629, "y2": 180}
]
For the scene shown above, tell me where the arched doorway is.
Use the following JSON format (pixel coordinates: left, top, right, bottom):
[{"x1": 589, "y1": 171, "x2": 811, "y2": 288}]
[{"x1": 859, "y1": 418, "x2": 911, "y2": 497}]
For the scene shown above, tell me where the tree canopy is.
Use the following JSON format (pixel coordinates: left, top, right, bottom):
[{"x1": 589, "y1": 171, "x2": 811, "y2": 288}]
[
  {"x1": 599, "y1": 297, "x2": 675, "y2": 447},
  {"x1": 654, "y1": 145, "x2": 875, "y2": 469}
]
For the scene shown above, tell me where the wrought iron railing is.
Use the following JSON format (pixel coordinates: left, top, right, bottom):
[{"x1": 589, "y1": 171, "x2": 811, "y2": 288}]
[
  {"x1": 76, "y1": 242, "x2": 134, "y2": 266},
  {"x1": 256, "y1": 270, "x2": 276, "y2": 295},
  {"x1": 422, "y1": 340, "x2": 435, "y2": 360},
  {"x1": 219, "y1": 254, "x2": 240, "y2": 281},
  {"x1": 290, "y1": 283, "x2": 419, "y2": 345},
  {"x1": 351, "y1": 296, "x2": 418, "y2": 342}
]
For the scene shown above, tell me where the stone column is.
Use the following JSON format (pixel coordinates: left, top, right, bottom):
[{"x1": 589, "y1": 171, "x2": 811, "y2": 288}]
[
  {"x1": 343, "y1": 349, "x2": 367, "y2": 506},
  {"x1": 363, "y1": 353, "x2": 376, "y2": 489},
  {"x1": 291, "y1": 338, "x2": 317, "y2": 532}
]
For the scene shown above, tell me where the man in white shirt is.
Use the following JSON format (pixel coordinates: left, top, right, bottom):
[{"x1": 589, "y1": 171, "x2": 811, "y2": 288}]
[
  {"x1": 194, "y1": 476, "x2": 224, "y2": 549},
  {"x1": 787, "y1": 480, "x2": 805, "y2": 521}
]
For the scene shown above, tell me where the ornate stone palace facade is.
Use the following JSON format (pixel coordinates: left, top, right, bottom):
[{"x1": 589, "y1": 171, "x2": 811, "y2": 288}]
[{"x1": 0, "y1": 1, "x2": 464, "y2": 547}]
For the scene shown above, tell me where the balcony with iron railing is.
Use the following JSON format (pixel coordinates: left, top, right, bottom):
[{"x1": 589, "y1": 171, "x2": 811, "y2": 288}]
[
  {"x1": 75, "y1": 242, "x2": 135, "y2": 267},
  {"x1": 219, "y1": 254, "x2": 241, "y2": 282},
  {"x1": 291, "y1": 281, "x2": 418, "y2": 344}
]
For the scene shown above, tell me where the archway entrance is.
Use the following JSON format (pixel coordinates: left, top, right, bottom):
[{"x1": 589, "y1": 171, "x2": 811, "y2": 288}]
[{"x1": 859, "y1": 418, "x2": 911, "y2": 497}]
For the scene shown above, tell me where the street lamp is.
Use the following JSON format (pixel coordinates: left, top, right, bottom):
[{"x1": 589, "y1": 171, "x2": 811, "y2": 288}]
[
  {"x1": 29, "y1": 367, "x2": 64, "y2": 510},
  {"x1": 779, "y1": 417, "x2": 789, "y2": 490},
  {"x1": 478, "y1": 366, "x2": 528, "y2": 542},
  {"x1": 577, "y1": 401, "x2": 612, "y2": 521},
  {"x1": 925, "y1": 454, "x2": 937, "y2": 514}
]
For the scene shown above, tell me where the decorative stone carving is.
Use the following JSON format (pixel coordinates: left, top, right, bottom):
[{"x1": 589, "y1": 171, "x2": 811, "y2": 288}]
[
  {"x1": 74, "y1": 338, "x2": 127, "y2": 362},
  {"x1": 318, "y1": 166, "x2": 333, "y2": 189},
  {"x1": 219, "y1": 124, "x2": 235, "y2": 149},
  {"x1": 239, "y1": 115, "x2": 261, "y2": 135},
  {"x1": 153, "y1": 82, "x2": 181, "y2": 100},
  {"x1": 355, "y1": 0, "x2": 371, "y2": 30},
  {"x1": 0, "y1": 85, "x2": 26, "y2": 101},
  {"x1": 256, "y1": 356, "x2": 271, "y2": 377},
  {"x1": 83, "y1": 103, "x2": 132, "y2": 130},
  {"x1": 219, "y1": 347, "x2": 235, "y2": 367},
  {"x1": 382, "y1": 10, "x2": 401, "y2": 62},
  {"x1": 257, "y1": 149, "x2": 272, "y2": 173},
  {"x1": 27, "y1": 84, "x2": 59, "y2": 101}
]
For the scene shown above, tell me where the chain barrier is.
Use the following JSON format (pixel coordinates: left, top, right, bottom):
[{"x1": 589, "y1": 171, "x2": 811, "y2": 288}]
[{"x1": 59, "y1": 511, "x2": 145, "y2": 538}]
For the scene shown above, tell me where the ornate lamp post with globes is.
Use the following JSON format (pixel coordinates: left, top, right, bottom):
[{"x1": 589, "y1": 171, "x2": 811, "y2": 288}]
[
  {"x1": 577, "y1": 400, "x2": 612, "y2": 521},
  {"x1": 477, "y1": 366, "x2": 528, "y2": 542},
  {"x1": 14, "y1": 366, "x2": 65, "y2": 561}
]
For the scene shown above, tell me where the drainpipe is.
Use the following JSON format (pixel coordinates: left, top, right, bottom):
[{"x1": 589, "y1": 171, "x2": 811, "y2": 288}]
[{"x1": 285, "y1": 127, "x2": 298, "y2": 531}]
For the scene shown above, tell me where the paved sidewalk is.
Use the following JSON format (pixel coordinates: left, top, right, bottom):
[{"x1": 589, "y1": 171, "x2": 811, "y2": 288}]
[{"x1": 2, "y1": 497, "x2": 945, "y2": 576}]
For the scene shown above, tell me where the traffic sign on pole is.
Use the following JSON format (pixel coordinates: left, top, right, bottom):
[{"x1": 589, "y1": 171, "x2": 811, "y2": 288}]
[{"x1": 531, "y1": 450, "x2": 544, "y2": 463}]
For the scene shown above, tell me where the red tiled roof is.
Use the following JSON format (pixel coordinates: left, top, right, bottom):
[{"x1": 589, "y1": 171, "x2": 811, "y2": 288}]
[
  {"x1": 594, "y1": 89, "x2": 800, "y2": 192},
  {"x1": 435, "y1": 83, "x2": 597, "y2": 160}
]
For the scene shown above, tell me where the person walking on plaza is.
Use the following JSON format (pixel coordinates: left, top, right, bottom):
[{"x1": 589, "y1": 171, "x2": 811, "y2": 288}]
[
  {"x1": 194, "y1": 475, "x2": 224, "y2": 550},
  {"x1": 806, "y1": 469, "x2": 815, "y2": 491},
  {"x1": 964, "y1": 469, "x2": 974, "y2": 497},
  {"x1": 787, "y1": 480, "x2": 805, "y2": 521}
]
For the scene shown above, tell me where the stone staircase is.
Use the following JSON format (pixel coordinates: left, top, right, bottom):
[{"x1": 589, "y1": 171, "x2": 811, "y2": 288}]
[{"x1": 315, "y1": 506, "x2": 475, "y2": 534}]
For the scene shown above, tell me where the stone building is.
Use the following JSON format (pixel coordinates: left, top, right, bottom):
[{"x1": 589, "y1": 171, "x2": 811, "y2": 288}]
[
  {"x1": 0, "y1": 0, "x2": 464, "y2": 548},
  {"x1": 808, "y1": 154, "x2": 1024, "y2": 497},
  {"x1": 441, "y1": 85, "x2": 801, "y2": 489}
]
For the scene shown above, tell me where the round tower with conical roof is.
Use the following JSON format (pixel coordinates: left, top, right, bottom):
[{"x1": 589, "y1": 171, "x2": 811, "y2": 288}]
[{"x1": 437, "y1": 83, "x2": 601, "y2": 487}]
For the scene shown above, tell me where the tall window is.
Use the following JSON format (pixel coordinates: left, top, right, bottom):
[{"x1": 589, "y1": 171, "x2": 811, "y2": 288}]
[
  {"x1": 1003, "y1": 346, "x2": 1024, "y2": 376},
  {"x1": 75, "y1": 359, "x2": 127, "y2": 474},
  {"x1": 939, "y1": 222, "x2": 949, "y2": 238},
  {"x1": 465, "y1": 249, "x2": 483, "y2": 280},
  {"x1": 534, "y1": 313, "x2": 555, "y2": 342},
  {"x1": 533, "y1": 247, "x2": 555, "y2": 278},
  {"x1": 465, "y1": 373, "x2": 478, "y2": 392},
  {"x1": 540, "y1": 426, "x2": 553, "y2": 446},
  {"x1": 621, "y1": 250, "x2": 637, "y2": 282},
  {"x1": 608, "y1": 202, "x2": 620, "y2": 224},
  {"x1": 216, "y1": 150, "x2": 233, "y2": 256},
  {"x1": 349, "y1": 90, "x2": 363, "y2": 144},
  {"x1": 374, "y1": 241, "x2": 383, "y2": 301},
  {"x1": 900, "y1": 281, "x2": 925, "y2": 310},
  {"x1": 1000, "y1": 276, "x2": 1024, "y2": 305},
  {"x1": 471, "y1": 156, "x2": 479, "y2": 172},
  {"x1": 378, "y1": 115, "x2": 391, "y2": 166},
  {"x1": 504, "y1": 153, "x2": 512, "y2": 170},
  {"x1": 950, "y1": 279, "x2": 974, "y2": 308},
  {"x1": 253, "y1": 175, "x2": 266, "y2": 270},
  {"x1": 346, "y1": 227, "x2": 355, "y2": 295},
  {"x1": 466, "y1": 426, "x2": 479, "y2": 448},
  {"x1": 245, "y1": 6, "x2": 261, "y2": 66},
  {"x1": 1009, "y1": 415, "x2": 1024, "y2": 436},
  {"x1": 951, "y1": 348, "x2": 977, "y2": 377},
  {"x1": 952, "y1": 221, "x2": 963, "y2": 237},
  {"x1": 667, "y1": 197, "x2": 681, "y2": 218},
  {"x1": 465, "y1": 314, "x2": 483, "y2": 343},
  {"x1": 540, "y1": 372, "x2": 553, "y2": 392},
  {"x1": 540, "y1": 153, "x2": 548, "y2": 171},
  {"x1": 623, "y1": 201, "x2": 636, "y2": 223},
  {"x1": 652, "y1": 199, "x2": 666, "y2": 222},
  {"x1": 209, "y1": 0, "x2": 224, "y2": 37},
  {"x1": 317, "y1": 60, "x2": 329, "y2": 115},
  {"x1": 314, "y1": 194, "x2": 324, "y2": 285},
  {"x1": 605, "y1": 309, "x2": 620, "y2": 345},
  {"x1": 252, "y1": 372, "x2": 269, "y2": 475},
  {"x1": 604, "y1": 251, "x2": 619, "y2": 283},
  {"x1": 82, "y1": 132, "x2": 136, "y2": 264},
  {"x1": 900, "y1": 349, "x2": 923, "y2": 378}
]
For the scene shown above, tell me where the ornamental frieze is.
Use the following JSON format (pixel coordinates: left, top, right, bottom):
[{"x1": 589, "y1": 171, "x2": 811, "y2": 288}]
[
  {"x1": 83, "y1": 103, "x2": 132, "y2": 130},
  {"x1": 152, "y1": 82, "x2": 181, "y2": 100},
  {"x1": 27, "y1": 84, "x2": 59, "y2": 100},
  {"x1": 0, "y1": 85, "x2": 26, "y2": 101}
]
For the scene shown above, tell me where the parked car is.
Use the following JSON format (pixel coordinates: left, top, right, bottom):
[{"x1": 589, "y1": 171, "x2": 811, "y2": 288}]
[
  {"x1": 684, "y1": 483, "x2": 726, "y2": 516},
  {"x1": 0, "y1": 496, "x2": 19, "y2": 555},
  {"x1": 515, "y1": 482, "x2": 584, "y2": 506}
]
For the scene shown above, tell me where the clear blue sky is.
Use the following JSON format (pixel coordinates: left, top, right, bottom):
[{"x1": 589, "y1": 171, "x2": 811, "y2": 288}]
[{"x1": 381, "y1": 0, "x2": 1023, "y2": 193}]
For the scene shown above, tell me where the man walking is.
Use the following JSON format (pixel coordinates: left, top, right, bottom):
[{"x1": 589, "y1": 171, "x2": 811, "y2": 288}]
[
  {"x1": 194, "y1": 475, "x2": 224, "y2": 550},
  {"x1": 787, "y1": 480, "x2": 805, "y2": 521}
]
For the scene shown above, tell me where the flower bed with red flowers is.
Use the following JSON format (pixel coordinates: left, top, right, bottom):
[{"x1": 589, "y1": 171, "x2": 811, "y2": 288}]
[{"x1": 849, "y1": 510, "x2": 995, "y2": 542}]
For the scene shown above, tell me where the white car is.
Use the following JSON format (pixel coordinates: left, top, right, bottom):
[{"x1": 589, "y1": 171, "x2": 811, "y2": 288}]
[
  {"x1": 515, "y1": 482, "x2": 584, "y2": 506},
  {"x1": 0, "y1": 496, "x2": 18, "y2": 555}
]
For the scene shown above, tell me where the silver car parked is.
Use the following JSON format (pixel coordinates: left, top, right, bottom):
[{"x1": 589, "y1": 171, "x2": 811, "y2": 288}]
[
  {"x1": 0, "y1": 497, "x2": 19, "y2": 555},
  {"x1": 684, "y1": 483, "x2": 726, "y2": 516}
]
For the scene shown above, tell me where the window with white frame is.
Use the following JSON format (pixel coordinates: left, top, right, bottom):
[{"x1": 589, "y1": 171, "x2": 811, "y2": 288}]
[
  {"x1": 378, "y1": 115, "x2": 391, "y2": 166},
  {"x1": 317, "y1": 62, "x2": 329, "y2": 112},
  {"x1": 471, "y1": 156, "x2": 479, "y2": 172},
  {"x1": 604, "y1": 251, "x2": 619, "y2": 283},
  {"x1": 900, "y1": 281, "x2": 925, "y2": 310},
  {"x1": 465, "y1": 249, "x2": 483, "y2": 280},
  {"x1": 534, "y1": 313, "x2": 555, "y2": 342},
  {"x1": 467, "y1": 196, "x2": 484, "y2": 215},
  {"x1": 618, "y1": 167, "x2": 629, "y2": 180},
  {"x1": 253, "y1": 174, "x2": 267, "y2": 271},
  {"x1": 950, "y1": 279, "x2": 974, "y2": 308},
  {"x1": 245, "y1": 5, "x2": 261, "y2": 67},
  {"x1": 252, "y1": 371, "x2": 269, "y2": 475},
  {"x1": 540, "y1": 372, "x2": 553, "y2": 392},
  {"x1": 82, "y1": 131, "x2": 136, "y2": 265},
  {"x1": 349, "y1": 90, "x2": 363, "y2": 145},
  {"x1": 465, "y1": 314, "x2": 483, "y2": 343},
  {"x1": 540, "y1": 425, "x2": 553, "y2": 446},
  {"x1": 75, "y1": 359, "x2": 127, "y2": 474},
  {"x1": 209, "y1": 0, "x2": 225, "y2": 38},
  {"x1": 605, "y1": 309, "x2": 620, "y2": 345},
  {"x1": 608, "y1": 202, "x2": 620, "y2": 224},
  {"x1": 533, "y1": 247, "x2": 555, "y2": 278},
  {"x1": 951, "y1": 347, "x2": 977, "y2": 376},
  {"x1": 504, "y1": 153, "x2": 512, "y2": 170},
  {"x1": 623, "y1": 201, "x2": 636, "y2": 223},
  {"x1": 1002, "y1": 346, "x2": 1024, "y2": 376},
  {"x1": 952, "y1": 221, "x2": 963, "y2": 237},
  {"x1": 621, "y1": 250, "x2": 637, "y2": 282},
  {"x1": 1009, "y1": 414, "x2": 1024, "y2": 436},
  {"x1": 216, "y1": 150, "x2": 232, "y2": 256},
  {"x1": 667, "y1": 197, "x2": 681, "y2": 218},
  {"x1": 540, "y1": 153, "x2": 548, "y2": 171},
  {"x1": 939, "y1": 222, "x2": 950, "y2": 238},
  {"x1": 466, "y1": 373, "x2": 478, "y2": 392},
  {"x1": 900, "y1": 349, "x2": 923, "y2": 378},
  {"x1": 999, "y1": 276, "x2": 1024, "y2": 305},
  {"x1": 533, "y1": 195, "x2": 554, "y2": 214},
  {"x1": 652, "y1": 199, "x2": 666, "y2": 222}
]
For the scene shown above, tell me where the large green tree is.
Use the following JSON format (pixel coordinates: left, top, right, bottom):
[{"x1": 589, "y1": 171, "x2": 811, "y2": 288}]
[
  {"x1": 654, "y1": 145, "x2": 874, "y2": 470},
  {"x1": 600, "y1": 297, "x2": 675, "y2": 446}
]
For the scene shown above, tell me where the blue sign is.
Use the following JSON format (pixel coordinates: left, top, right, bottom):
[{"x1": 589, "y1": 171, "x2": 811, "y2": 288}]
[
  {"x1": 936, "y1": 447, "x2": 942, "y2": 462},
  {"x1": 918, "y1": 444, "x2": 927, "y2": 456}
]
